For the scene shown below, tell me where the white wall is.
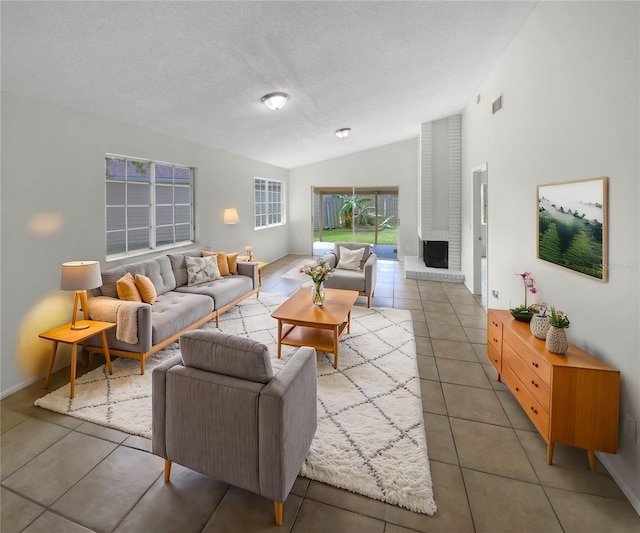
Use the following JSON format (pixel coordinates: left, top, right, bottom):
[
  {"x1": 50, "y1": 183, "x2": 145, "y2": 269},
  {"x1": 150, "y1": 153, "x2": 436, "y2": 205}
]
[
  {"x1": 461, "y1": 2, "x2": 640, "y2": 510},
  {"x1": 288, "y1": 138, "x2": 419, "y2": 258},
  {"x1": 1, "y1": 92, "x2": 288, "y2": 396}
]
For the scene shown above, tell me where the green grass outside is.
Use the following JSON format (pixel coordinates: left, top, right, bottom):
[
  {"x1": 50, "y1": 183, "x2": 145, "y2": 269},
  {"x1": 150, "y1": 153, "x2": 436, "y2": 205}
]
[{"x1": 313, "y1": 227, "x2": 398, "y2": 245}]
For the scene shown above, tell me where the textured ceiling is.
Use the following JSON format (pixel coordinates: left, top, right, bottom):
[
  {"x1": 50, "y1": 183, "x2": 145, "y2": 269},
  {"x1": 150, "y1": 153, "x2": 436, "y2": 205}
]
[{"x1": 1, "y1": 1, "x2": 537, "y2": 169}]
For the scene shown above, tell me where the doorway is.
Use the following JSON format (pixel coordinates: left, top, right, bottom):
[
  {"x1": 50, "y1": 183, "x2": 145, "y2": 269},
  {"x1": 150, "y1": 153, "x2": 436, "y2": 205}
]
[
  {"x1": 472, "y1": 164, "x2": 488, "y2": 301},
  {"x1": 312, "y1": 187, "x2": 399, "y2": 259}
]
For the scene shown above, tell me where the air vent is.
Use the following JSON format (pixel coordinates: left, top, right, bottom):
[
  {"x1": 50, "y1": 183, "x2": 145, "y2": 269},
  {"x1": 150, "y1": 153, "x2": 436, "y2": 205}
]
[{"x1": 492, "y1": 95, "x2": 503, "y2": 114}]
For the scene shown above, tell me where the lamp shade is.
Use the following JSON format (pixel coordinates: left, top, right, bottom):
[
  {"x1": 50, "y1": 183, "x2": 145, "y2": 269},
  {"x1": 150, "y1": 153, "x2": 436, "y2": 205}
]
[
  {"x1": 261, "y1": 92, "x2": 289, "y2": 111},
  {"x1": 223, "y1": 208, "x2": 239, "y2": 225},
  {"x1": 60, "y1": 261, "x2": 102, "y2": 291}
]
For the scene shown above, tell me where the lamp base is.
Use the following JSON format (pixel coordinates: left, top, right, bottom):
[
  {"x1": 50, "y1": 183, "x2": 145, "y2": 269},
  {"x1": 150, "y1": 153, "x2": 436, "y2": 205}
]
[{"x1": 70, "y1": 324, "x2": 90, "y2": 331}]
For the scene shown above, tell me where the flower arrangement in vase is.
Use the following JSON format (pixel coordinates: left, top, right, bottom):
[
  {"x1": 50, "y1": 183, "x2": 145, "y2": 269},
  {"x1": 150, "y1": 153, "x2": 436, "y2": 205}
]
[
  {"x1": 530, "y1": 303, "x2": 551, "y2": 339},
  {"x1": 299, "y1": 259, "x2": 335, "y2": 305},
  {"x1": 546, "y1": 306, "x2": 570, "y2": 354},
  {"x1": 510, "y1": 271, "x2": 538, "y2": 322}
]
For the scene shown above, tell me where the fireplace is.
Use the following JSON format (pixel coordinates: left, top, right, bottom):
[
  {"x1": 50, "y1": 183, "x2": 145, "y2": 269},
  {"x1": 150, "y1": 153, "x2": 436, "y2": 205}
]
[{"x1": 423, "y1": 240, "x2": 448, "y2": 269}]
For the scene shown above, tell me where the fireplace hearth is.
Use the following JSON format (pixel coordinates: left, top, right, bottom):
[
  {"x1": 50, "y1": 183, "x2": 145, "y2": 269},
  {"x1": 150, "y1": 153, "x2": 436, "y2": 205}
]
[{"x1": 423, "y1": 240, "x2": 449, "y2": 269}]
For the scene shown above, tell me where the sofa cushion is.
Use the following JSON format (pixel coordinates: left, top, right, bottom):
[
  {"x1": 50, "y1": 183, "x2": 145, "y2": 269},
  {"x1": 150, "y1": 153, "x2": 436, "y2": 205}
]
[
  {"x1": 101, "y1": 256, "x2": 177, "y2": 298},
  {"x1": 333, "y1": 242, "x2": 371, "y2": 264},
  {"x1": 185, "y1": 256, "x2": 222, "y2": 286},
  {"x1": 135, "y1": 274, "x2": 157, "y2": 304},
  {"x1": 151, "y1": 292, "x2": 213, "y2": 345},
  {"x1": 168, "y1": 250, "x2": 205, "y2": 287},
  {"x1": 202, "y1": 251, "x2": 229, "y2": 276},
  {"x1": 337, "y1": 246, "x2": 365, "y2": 270},
  {"x1": 175, "y1": 275, "x2": 253, "y2": 309},
  {"x1": 116, "y1": 272, "x2": 143, "y2": 302},
  {"x1": 323, "y1": 268, "x2": 366, "y2": 292},
  {"x1": 180, "y1": 329, "x2": 273, "y2": 383}
]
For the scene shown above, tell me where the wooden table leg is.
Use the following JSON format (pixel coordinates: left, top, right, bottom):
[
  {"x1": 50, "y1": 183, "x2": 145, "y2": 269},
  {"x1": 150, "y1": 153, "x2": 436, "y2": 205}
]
[
  {"x1": 347, "y1": 310, "x2": 352, "y2": 334},
  {"x1": 44, "y1": 341, "x2": 59, "y2": 389},
  {"x1": 101, "y1": 331, "x2": 113, "y2": 375},
  {"x1": 277, "y1": 321, "x2": 282, "y2": 359},
  {"x1": 546, "y1": 442, "x2": 555, "y2": 465},
  {"x1": 333, "y1": 326, "x2": 339, "y2": 368},
  {"x1": 588, "y1": 449, "x2": 596, "y2": 471},
  {"x1": 70, "y1": 343, "x2": 78, "y2": 399}
]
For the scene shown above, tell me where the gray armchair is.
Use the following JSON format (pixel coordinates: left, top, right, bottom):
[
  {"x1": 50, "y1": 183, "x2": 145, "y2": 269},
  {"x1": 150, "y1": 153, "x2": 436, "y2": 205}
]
[
  {"x1": 152, "y1": 329, "x2": 317, "y2": 525},
  {"x1": 322, "y1": 242, "x2": 377, "y2": 307}
]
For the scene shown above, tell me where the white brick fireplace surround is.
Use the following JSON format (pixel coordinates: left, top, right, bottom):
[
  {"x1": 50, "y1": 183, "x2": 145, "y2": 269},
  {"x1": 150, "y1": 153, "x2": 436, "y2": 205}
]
[{"x1": 405, "y1": 115, "x2": 464, "y2": 283}]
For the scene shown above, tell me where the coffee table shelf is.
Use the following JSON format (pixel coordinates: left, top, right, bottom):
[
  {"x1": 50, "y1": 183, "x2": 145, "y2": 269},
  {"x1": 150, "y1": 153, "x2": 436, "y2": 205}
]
[{"x1": 271, "y1": 288, "x2": 359, "y2": 368}]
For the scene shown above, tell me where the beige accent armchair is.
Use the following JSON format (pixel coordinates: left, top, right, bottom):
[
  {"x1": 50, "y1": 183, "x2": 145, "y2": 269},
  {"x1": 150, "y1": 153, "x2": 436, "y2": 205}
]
[{"x1": 322, "y1": 242, "x2": 377, "y2": 307}]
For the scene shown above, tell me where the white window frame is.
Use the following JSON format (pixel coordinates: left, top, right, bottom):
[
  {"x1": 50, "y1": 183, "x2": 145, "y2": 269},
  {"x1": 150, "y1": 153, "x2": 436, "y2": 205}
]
[
  {"x1": 105, "y1": 154, "x2": 194, "y2": 260},
  {"x1": 254, "y1": 177, "x2": 285, "y2": 229}
]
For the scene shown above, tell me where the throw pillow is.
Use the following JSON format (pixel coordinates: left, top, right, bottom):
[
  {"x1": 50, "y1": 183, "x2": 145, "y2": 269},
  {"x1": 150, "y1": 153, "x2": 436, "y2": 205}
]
[
  {"x1": 202, "y1": 251, "x2": 239, "y2": 275},
  {"x1": 337, "y1": 246, "x2": 365, "y2": 270},
  {"x1": 226, "y1": 252, "x2": 239, "y2": 275},
  {"x1": 116, "y1": 272, "x2": 142, "y2": 302},
  {"x1": 134, "y1": 274, "x2": 157, "y2": 304},
  {"x1": 185, "y1": 255, "x2": 222, "y2": 286},
  {"x1": 202, "y1": 251, "x2": 230, "y2": 277}
]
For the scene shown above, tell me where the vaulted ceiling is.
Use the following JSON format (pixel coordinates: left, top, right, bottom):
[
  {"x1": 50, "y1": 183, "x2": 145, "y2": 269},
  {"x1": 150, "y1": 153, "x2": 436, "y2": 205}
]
[{"x1": 1, "y1": 1, "x2": 537, "y2": 168}]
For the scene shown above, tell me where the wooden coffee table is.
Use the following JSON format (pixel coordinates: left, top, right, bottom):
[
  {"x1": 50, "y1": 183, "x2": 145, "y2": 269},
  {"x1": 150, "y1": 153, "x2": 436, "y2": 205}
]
[{"x1": 271, "y1": 288, "x2": 359, "y2": 368}]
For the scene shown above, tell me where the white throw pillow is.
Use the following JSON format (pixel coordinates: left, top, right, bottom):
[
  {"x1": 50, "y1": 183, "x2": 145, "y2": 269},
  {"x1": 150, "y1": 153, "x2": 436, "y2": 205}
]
[
  {"x1": 337, "y1": 246, "x2": 365, "y2": 270},
  {"x1": 185, "y1": 255, "x2": 222, "y2": 286}
]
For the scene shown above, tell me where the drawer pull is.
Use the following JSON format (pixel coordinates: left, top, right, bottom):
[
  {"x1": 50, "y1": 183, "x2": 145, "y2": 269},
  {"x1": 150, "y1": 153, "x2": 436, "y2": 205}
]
[
  {"x1": 493, "y1": 338, "x2": 498, "y2": 343},
  {"x1": 530, "y1": 406, "x2": 538, "y2": 414},
  {"x1": 532, "y1": 362, "x2": 539, "y2": 368},
  {"x1": 515, "y1": 387, "x2": 520, "y2": 392},
  {"x1": 494, "y1": 358, "x2": 498, "y2": 363},
  {"x1": 531, "y1": 380, "x2": 539, "y2": 388}
]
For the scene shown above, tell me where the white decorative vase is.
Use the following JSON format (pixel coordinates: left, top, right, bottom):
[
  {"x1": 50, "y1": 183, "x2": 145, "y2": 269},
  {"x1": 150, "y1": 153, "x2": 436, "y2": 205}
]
[
  {"x1": 311, "y1": 281, "x2": 325, "y2": 306},
  {"x1": 545, "y1": 326, "x2": 568, "y2": 355},
  {"x1": 530, "y1": 315, "x2": 551, "y2": 340}
]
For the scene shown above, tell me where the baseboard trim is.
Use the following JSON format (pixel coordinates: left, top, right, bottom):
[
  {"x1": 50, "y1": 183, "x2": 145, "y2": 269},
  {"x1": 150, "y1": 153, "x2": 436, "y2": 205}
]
[{"x1": 598, "y1": 453, "x2": 640, "y2": 516}]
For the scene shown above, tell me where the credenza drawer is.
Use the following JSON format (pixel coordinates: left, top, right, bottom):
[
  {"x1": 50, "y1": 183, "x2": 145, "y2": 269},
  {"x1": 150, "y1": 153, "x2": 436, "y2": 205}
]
[
  {"x1": 487, "y1": 343, "x2": 501, "y2": 374},
  {"x1": 502, "y1": 361, "x2": 550, "y2": 439},
  {"x1": 503, "y1": 342, "x2": 550, "y2": 413},
  {"x1": 487, "y1": 312, "x2": 503, "y2": 355},
  {"x1": 504, "y1": 328, "x2": 551, "y2": 387}
]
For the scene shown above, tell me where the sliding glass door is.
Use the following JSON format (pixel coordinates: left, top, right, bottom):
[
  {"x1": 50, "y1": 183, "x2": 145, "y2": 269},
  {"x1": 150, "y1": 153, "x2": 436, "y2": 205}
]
[{"x1": 312, "y1": 187, "x2": 399, "y2": 259}]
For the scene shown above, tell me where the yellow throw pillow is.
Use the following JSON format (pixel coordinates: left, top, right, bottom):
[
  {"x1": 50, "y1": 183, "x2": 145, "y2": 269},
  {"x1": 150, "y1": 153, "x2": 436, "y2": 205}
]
[
  {"x1": 134, "y1": 274, "x2": 157, "y2": 304},
  {"x1": 226, "y1": 252, "x2": 239, "y2": 275},
  {"x1": 203, "y1": 251, "x2": 231, "y2": 277},
  {"x1": 116, "y1": 272, "x2": 142, "y2": 302}
]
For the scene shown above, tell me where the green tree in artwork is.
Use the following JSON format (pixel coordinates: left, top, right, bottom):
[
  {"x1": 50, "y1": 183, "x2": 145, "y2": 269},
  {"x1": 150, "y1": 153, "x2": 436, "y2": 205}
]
[
  {"x1": 563, "y1": 230, "x2": 602, "y2": 277},
  {"x1": 539, "y1": 223, "x2": 562, "y2": 264}
]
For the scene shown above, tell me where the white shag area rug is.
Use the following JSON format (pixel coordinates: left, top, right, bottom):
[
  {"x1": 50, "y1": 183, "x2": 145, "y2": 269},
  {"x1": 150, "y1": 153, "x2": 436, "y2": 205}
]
[{"x1": 35, "y1": 292, "x2": 436, "y2": 515}]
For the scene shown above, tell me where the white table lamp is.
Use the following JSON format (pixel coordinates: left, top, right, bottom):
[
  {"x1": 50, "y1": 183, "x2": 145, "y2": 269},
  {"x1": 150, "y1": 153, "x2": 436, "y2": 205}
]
[{"x1": 60, "y1": 261, "x2": 102, "y2": 330}]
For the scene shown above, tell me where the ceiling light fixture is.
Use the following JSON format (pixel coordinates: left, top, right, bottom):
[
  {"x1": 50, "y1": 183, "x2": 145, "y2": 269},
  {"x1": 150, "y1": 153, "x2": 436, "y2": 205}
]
[
  {"x1": 334, "y1": 128, "x2": 351, "y2": 138},
  {"x1": 261, "y1": 92, "x2": 289, "y2": 111}
]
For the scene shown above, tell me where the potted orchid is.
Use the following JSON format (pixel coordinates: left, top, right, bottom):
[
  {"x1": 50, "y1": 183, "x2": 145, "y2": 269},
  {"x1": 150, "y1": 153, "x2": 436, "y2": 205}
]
[
  {"x1": 510, "y1": 271, "x2": 538, "y2": 322},
  {"x1": 300, "y1": 259, "x2": 334, "y2": 306}
]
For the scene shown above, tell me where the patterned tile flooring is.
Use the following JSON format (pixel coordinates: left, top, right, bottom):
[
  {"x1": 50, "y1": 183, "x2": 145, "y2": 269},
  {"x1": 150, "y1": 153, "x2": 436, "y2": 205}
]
[{"x1": 1, "y1": 255, "x2": 639, "y2": 532}]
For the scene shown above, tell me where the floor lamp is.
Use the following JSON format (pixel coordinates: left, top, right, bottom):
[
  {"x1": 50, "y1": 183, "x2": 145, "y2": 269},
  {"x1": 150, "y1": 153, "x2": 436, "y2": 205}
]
[{"x1": 60, "y1": 261, "x2": 102, "y2": 330}]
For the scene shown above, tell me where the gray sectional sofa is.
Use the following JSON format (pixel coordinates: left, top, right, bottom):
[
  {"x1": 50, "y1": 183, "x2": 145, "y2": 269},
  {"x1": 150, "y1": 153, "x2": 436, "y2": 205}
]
[{"x1": 85, "y1": 249, "x2": 258, "y2": 374}]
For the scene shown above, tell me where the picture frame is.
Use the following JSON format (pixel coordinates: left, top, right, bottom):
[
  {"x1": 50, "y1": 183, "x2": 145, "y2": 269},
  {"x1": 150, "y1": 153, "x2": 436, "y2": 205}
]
[{"x1": 537, "y1": 176, "x2": 608, "y2": 282}]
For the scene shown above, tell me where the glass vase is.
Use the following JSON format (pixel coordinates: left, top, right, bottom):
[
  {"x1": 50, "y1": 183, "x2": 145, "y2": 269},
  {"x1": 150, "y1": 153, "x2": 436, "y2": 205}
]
[{"x1": 311, "y1": 281, "x2": 325, "y2": 306}]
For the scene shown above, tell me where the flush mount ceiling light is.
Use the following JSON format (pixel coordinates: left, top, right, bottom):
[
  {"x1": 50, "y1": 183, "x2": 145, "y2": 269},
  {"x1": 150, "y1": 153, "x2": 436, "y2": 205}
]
[
  {"x1": 334, "y1": 128, "x2": 351, "y2": 138},
  {"x1": 261, "y1": 92, "x2": 289, "y2": 111}
]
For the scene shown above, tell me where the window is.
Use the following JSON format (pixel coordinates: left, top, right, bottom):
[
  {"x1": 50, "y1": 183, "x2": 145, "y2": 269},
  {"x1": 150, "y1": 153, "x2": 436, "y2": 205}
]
[
  {"x1": 254, "y1": 178, "x2": 284, "y2": 228},
  {"x1": 106, "y1": 155, "x2": 194, "y2": 258}
]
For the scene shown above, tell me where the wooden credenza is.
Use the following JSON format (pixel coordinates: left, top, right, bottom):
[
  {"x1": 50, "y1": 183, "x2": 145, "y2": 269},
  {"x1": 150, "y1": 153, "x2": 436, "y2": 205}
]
[{"x1": 487, "y1": 309, "x2": 620, "y2": 470}]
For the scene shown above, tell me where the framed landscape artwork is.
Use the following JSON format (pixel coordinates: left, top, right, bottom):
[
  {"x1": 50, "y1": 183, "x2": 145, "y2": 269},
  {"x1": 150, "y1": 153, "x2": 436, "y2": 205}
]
[{"x1": 537, "y1": 176, "x2": 608, "y2": 281}]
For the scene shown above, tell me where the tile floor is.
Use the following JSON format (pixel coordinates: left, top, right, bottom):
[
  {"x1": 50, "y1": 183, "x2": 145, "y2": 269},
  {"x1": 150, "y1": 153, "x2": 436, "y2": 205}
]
[{"x1": 2, "y1": 255, "x2": 639, "y2": 532}]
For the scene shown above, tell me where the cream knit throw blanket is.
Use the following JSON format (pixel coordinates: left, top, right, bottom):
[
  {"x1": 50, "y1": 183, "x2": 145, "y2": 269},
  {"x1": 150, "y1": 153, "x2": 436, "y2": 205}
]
[{"x1": 88, "y1": 296, "x2": 141, "y2": 344}]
